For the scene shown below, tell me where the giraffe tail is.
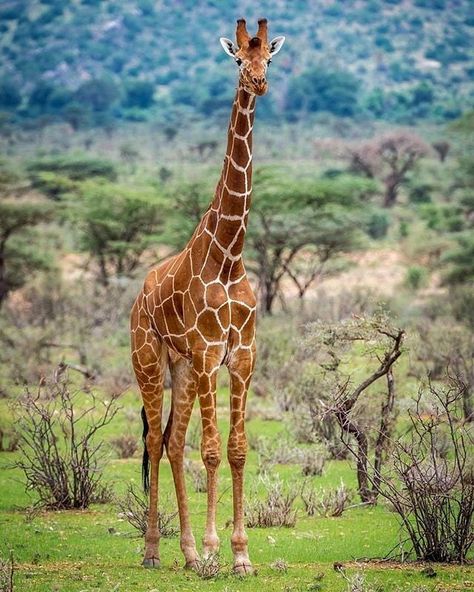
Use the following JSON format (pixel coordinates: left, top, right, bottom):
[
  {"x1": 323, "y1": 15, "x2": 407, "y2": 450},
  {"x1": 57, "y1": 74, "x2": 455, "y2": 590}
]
[{"x1": 141, "y1": 406, "x2": 150, "y2": 493}]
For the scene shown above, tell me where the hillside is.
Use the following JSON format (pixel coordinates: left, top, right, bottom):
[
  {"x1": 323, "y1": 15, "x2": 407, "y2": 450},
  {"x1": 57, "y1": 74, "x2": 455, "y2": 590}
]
[{"x1": 0, "y1": 0, "x2": 473, "y2": 128}]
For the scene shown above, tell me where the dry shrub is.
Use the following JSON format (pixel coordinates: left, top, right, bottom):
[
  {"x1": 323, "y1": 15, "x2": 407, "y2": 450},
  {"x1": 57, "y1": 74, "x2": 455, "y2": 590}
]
[
  {"x1": 13, "y1": 367, "x2": 117, "y2": 510},
  {"x1": 302, "y1": 480, "x2": 353, "y2": 517},
  {"x1": 194, "y1": 553, "x2": 221, "y2": 579},
  {"x1": 110, "y1": 434, "x2": 138, "y2": 459},
  {"x1": 0, "y1": 552, "x2": 14, "y2": 592},
  {"x1": 184, "y1": 459, "x2": 207, "y2": 493},
  {"x1": 338, "y1": 571, "x2": 383, "y2": 592},
  {"x1": 246, "y1": 476, "x2": 299, "y2": 528},
  {"x1": 116, "y1": 484, "x2": 178, "y2": 538},
  {"x1": 378, "y1": 378, "x2": 474, "y2": 562},
  {"x1": 270, "y1": 558, "x2": 288, "y2": 573},
  {"x1": 300, "y1": 449, "x2": 326, "y2": 477}
]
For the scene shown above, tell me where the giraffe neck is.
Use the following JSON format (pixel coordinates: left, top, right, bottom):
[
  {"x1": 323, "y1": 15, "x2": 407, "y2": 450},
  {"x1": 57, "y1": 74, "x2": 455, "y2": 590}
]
[{"x1": 208, "y1": 85, "x2": 256, "y2": 260}]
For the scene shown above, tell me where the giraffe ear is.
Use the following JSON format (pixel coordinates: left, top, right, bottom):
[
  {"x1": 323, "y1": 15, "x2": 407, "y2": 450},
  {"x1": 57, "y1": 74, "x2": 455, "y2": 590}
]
[
  {"x1": 269, "y1": 36, "x2": 285, "y2": 55},
  {"x1": 220, "y1": 37, "x2": 238, "y2": 57}
]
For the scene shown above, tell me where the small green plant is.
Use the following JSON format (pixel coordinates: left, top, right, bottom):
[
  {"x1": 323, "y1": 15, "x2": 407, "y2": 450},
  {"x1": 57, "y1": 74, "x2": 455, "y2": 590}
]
[{"x1": 405, "y1": 265, "x2": 427, "y2": 290}]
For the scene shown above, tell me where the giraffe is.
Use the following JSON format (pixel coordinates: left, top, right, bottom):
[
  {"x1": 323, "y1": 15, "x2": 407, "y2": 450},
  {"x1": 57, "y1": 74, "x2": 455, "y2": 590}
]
[{"x1": 130, "y1": 18, "x2": 285, "y2": 575}]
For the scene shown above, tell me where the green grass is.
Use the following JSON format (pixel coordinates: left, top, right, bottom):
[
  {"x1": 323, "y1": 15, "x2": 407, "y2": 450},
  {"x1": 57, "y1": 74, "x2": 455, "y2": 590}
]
[{"x1": 1, "y1": 396, "x2": 473, "y2": 592}]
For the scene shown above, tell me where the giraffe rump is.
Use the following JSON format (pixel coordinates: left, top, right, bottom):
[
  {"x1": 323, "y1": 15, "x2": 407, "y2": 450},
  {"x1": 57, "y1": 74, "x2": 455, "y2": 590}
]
[{"x1": 141, "y1": 406, "x2": 150, "y2": 493}]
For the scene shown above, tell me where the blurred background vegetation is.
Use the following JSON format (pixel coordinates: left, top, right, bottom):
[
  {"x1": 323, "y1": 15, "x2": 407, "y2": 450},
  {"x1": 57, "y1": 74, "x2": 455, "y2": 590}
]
[{"x1": 0, "y1": 2, "x2": 473, "y2": 589}]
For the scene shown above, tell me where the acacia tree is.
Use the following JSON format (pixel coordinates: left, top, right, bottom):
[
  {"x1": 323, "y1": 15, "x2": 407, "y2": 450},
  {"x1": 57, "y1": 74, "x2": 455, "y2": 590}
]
[
  {"x1": 349, "y1": 131, "x2": 430, "y2": 207},
  {"x1": 246, "y1": 169, "x2": 376, "y2": 313},
  {"x1": 69, "y1": 180, "x2": 164, "y2": 286},
  {"x1": 0, "y1": 165, "x2": 54, "y2": 305},
  {"x1": 303, "y1": 313, "x2": 405, "y2": 503}
]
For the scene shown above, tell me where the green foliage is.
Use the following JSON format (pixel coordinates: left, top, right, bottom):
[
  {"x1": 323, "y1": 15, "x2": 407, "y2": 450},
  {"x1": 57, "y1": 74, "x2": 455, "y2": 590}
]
[
  {"x1": 405, "y1": 265, "x2": 427, "y2": 290},
  {"x1": 123, "y1": 80, "x2": 155, "y2": 109},
  {"x1": 74, "y1": 78, "x2": 121, "y2": 112},
  {"x1": 28, "y1": 155, "x2": 118, "y2": 185},
  {"x1": 441, "y1": 232, "x2": 474, "y2": 286},
  {"x1": 286, "y1": 66, "x2": 360, "y2": 117},
  {"x1": 0, "y1": 78, "x2": 21, "y2": 110},
  {"x1": 366, "y1": 210, "x2": 390, "y2": 239},
  {"x1": 68, "y1": 180, "x2": 164, "y2": 285},
  {"x1": 0, "y1": 198, "x2": 54, "y2": 304},
  {"x1": 0, "y1": 1, "x2": 472, "y2": 125}
]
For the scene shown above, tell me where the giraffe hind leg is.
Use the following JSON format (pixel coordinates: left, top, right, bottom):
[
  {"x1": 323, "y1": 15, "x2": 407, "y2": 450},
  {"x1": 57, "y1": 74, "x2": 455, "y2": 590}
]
[{"x1": 131, "y1": 296, "x2": 167, "y2": 567}]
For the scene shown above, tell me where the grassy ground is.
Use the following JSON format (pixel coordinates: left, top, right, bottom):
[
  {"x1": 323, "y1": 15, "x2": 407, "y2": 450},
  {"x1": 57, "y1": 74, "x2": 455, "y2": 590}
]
[{"x1": 0, "y1": 386, "x2": 473, "y2": 592}]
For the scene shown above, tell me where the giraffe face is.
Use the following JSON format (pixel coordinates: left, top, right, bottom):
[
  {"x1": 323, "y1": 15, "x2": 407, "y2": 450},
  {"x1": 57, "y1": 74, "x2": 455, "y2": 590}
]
[{"x1": 220, "y1": 19, "x2": 285, "y2": 97}]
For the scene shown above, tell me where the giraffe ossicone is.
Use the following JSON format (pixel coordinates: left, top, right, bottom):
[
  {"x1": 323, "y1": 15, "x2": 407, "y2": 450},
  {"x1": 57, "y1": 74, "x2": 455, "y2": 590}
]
[{"x1": 130, "y1": 17, "x2": 285, "y2": 575}]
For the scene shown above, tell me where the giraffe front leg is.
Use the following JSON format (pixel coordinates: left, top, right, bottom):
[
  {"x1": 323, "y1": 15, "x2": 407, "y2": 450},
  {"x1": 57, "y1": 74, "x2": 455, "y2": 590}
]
[
  {"x1": 165, "y1": 357, "x2": 199, "y2": 569},
  {"x1": 193, "y1": 350, "x2": 222, "y2": 558},
  {"x1": 228, "y1": 349, "x2": 255, "y2": 575}
]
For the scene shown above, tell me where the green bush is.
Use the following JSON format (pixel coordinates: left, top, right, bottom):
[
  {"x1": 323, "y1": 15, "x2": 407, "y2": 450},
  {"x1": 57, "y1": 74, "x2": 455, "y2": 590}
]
[
  {"x1": 405, "y1": 265, "x2": 428, "y2": 290},
  {"x1": 28, "y1": 155, "x2": 118, "y2": 183},
  {"x1": 367, "y1": 211, "x2": 390, "y2": 239}
]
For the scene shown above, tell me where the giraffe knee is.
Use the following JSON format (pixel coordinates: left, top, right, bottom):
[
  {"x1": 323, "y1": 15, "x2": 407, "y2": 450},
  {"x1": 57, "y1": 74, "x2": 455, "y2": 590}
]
[
  {"x1": 227, "y1": 434, "x2": 248, "y2": 469},
  {"x1": 146, "y1": 431, "x2": 164, "y2": 460},
  {"x1": 201, "y1": 443, "x2": 221, "y2": 470}
]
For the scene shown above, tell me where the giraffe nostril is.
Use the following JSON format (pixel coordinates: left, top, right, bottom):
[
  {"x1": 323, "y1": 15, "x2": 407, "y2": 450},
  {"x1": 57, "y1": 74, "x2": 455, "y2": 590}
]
[{"x1": 252, "y1": 76, "x2": 265, "y2": 85}]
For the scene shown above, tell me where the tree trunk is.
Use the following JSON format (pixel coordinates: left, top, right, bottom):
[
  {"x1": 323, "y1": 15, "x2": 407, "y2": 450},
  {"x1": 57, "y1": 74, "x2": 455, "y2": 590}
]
[
  {"x1": 383, "y1": 176, "x2": 399, "y2": 207},
  {"x1": 98, "y1": 254, "x2": 109, "y2": 287},
  {"x1": 355, "y1": 431, "x2": 374, "y2": 503},
  {"x1": 372, "y1": 368, "x2": 396, "y2": 495},
  {"x1": 462, "y1": 384, "x2": 474, "y2": 423},
  {"x1": 261, "y1": 279, "x2": 277, "y2": 315}
]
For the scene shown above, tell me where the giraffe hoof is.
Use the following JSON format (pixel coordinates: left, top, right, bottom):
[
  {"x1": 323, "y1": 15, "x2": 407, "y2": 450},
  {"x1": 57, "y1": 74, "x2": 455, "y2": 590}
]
[
  {"x1": 233, "y1": 563, "x2": 254, "y2": 576},
  {"x1": 184, "y1": 560, "x2": 198, "y2": 570},
  {"x1": 142, "y1": 557, "x2": 160, "y2": 568}
]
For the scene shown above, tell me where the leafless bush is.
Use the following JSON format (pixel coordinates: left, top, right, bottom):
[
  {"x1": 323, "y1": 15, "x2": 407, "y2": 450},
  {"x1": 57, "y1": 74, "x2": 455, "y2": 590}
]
[
  {"x1": 13, "y1": 366, "x2": 118, "y2": 509},
  {"x1": 246, "y1": 476, "x2": 299, "y2": 528},
  {"x1": 194, "y1": 553, "x2": 221, "y2": 579},
  {"x1": 378, "y1": 378, "x2": 474, "y2": 563},
  {"x1": 300, "y1": 449, "x2": 326, "y2": 477},
  {"x1": 302, "y1": 480, "x2": 353, "y2": 517},
  {"x1": 413, "y1": 319, "x2": 473, "y2": 422},
  {"x1": 270, "y1": 558, "x2": 288, "y2": 572},
  {"x1": 116, "y1": 484, "x2": 178, "y2": 538},
  {"x1": 110, "y1": 434, "x2": 138, "y2": 459},
  {"x1": 0, "y1": 552, "x2": 14, "y2": 592},
  {"x1": 338, "y1": 571, "x2": 383, "y2": 592},
  {"x1": 184, "y1": 459, "x2": 207, "y2": 493}
]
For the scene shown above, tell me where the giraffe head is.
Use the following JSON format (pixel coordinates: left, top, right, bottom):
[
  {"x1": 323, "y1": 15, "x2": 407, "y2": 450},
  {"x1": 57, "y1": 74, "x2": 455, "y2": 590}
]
[{"x1": 220, "y1": 18, "x2": 285, "y2": 96}]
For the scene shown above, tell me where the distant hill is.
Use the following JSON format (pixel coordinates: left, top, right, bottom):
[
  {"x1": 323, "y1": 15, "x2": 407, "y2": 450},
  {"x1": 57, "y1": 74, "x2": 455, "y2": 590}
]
[{"x1": 0, "y1": 0, "x2": 473, "y2": 127}]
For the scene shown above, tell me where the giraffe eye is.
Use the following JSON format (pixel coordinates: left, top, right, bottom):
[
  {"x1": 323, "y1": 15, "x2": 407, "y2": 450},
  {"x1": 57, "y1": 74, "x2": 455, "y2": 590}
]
[{"x1": 235, "y1": 58, "x2": 242, "y2": 66}]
